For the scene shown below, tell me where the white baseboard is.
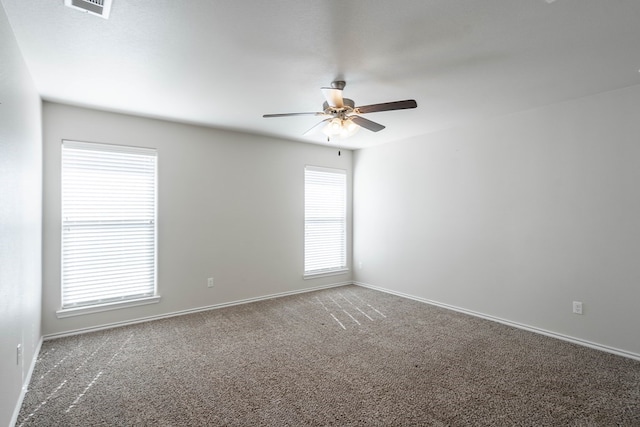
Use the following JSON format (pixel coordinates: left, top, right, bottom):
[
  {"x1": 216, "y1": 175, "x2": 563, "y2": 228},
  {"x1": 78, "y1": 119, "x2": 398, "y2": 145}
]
[
  {"x1": 44, "y1": 281, "x2": 351, "y2": 341},
  {"x1": 354, "y1": 281, "x2": 640, "y2": 362},
  {"x1": 11, "y1": 337, "x2": 43, "y2": 427}
]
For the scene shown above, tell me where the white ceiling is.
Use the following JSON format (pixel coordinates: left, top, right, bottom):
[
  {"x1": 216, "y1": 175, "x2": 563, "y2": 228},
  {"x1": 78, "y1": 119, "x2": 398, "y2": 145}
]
[{"x1": 3, "y1": 0, "x2": 640, "y2": 149}]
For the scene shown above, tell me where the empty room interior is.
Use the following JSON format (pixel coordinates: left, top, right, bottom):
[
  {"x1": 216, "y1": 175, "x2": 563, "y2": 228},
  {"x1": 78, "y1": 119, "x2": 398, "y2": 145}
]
[{"x1": 2, "y1": 0, "x2": 640, "y2": 425}]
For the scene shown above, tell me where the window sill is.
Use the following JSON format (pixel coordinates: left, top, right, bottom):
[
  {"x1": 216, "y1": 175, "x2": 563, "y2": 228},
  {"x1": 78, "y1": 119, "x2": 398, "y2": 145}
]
[
  {"x1": 56, "y1": 295, "x2": 161, "y2": 318},
  {"x1": 304, "y1": 268, "x2": 349, "y2": 280}
]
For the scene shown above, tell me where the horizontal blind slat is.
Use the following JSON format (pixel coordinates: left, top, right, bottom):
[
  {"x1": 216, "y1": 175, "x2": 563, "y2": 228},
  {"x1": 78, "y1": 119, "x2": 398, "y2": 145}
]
[
  {"x1": 304, "y1": 166, "x2": 347, "y2": 274},
  {"x1": 62, "y1": 141, "x2": 157, "y2": 308}
]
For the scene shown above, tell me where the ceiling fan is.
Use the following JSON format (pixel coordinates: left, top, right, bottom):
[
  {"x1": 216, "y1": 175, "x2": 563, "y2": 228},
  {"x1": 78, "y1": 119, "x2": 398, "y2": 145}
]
[{"x1": 263, "y1": 81, "x2": 417, "y2": 139}]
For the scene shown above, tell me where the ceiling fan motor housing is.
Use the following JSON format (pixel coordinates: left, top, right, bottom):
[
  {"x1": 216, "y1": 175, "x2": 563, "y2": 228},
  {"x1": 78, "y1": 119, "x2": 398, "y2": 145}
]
[{"x1": 323, "y1": 98, "x2": 355, "y2": 116}]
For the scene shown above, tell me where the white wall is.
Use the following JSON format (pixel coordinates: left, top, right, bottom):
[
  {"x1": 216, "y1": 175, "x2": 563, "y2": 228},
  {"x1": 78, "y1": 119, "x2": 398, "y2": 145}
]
[
  {"x1": 42, "y1": 102, "x2": 352, "y2": 336},
  {"x1": 354, "y1": 85, "x2": 640, "y2": 357},
  {"x1": 0, "y1": 4, "x2": 43, "y2": 426}
]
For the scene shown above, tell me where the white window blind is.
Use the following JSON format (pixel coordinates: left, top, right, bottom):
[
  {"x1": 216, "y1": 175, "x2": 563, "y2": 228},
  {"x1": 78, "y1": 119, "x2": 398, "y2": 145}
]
[
  {"x1": 304, "y1": 166, "x2": 347, "y2": 276},
  {"x1": 61, "y1": 140, "x2": 157, "y2": 309}
]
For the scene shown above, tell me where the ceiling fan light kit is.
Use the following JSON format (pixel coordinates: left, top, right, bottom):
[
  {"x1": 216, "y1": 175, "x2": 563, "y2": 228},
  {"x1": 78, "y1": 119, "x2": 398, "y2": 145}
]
[
  {"x1": 263, "y1": 81, "x2": 417, "y2": 141},
  {"x1": 322, "y1": 117, "x2": 360, "y2": 139}
]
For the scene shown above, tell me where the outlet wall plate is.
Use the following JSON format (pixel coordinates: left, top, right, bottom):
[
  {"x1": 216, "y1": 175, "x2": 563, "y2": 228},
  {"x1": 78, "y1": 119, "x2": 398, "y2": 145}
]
[{"x1": 572, "y1": 301, "x2": 583, "y2": 315}]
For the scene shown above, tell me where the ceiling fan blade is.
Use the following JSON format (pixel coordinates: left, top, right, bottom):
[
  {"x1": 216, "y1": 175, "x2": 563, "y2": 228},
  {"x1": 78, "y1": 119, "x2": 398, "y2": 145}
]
[
  {"x1": 263, "y1": 112, "x2": 325, "y2": 118},
  {"x1": 321, "y1": 87, "x2": 344, "y2": 108},
  {"x1": 303, "y1": 118, "x2": 332, "y2": 136},
  {"x1": 351, "y1": 115, "x2": 386, "y2": 132},
  {"x1": 355, "y1": 99, "x2": 417, "y2": 114}
]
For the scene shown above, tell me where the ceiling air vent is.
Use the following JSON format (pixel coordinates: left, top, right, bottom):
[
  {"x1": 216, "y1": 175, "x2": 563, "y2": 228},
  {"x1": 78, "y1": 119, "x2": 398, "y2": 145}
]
[{"x1": 64, "y1": 0, "x2": 112, "y2": 19}]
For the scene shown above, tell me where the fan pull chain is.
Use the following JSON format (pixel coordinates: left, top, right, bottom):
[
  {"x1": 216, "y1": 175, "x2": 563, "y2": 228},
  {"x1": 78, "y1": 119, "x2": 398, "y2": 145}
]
[{"x1": 326, "y1": 136, "x2": 341, "y2": 156}]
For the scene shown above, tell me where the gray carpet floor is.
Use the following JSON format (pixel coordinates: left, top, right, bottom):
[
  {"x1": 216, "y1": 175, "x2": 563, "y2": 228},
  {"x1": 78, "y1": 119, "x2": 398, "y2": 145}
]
[{"x1": 17, "y1": 285, "x2": 640, "y2": 426}]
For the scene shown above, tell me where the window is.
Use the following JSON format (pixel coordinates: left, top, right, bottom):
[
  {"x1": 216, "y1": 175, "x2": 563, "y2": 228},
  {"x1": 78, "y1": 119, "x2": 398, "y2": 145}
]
[
  {"x1": 60, "y1": 140, "x2": 158, "y2": 314},
  {"x1": 304, "y1": 166, "x2": 347, "y2": 276}
]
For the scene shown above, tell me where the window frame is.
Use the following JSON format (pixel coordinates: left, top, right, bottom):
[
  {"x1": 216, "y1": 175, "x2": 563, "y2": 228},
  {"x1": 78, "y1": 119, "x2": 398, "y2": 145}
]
[
  {"x1": 57, "y1": 140, "x2": 160, "y2": 318},
  {"x1": 304, "y1": 165, "x2": 348, "y2": 278}
]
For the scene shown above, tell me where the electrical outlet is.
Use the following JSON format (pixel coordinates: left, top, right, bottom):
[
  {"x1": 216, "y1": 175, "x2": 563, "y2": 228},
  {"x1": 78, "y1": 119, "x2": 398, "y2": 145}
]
[
  {"x1": 572, "y1": 301, "x2": 583, "y2": 315},
  {"x1": 207, "y1": 277, "x2": 214, "y2": 288},
  {"x1": 16, "y1": 344, "x2": 22, "y2": 365}
]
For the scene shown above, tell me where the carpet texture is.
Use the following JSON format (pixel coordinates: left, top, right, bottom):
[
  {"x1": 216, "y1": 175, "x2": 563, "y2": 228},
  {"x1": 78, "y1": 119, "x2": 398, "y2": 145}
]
[{"x1": 17, "y1": 285, "x2": 640, "y2": 426}]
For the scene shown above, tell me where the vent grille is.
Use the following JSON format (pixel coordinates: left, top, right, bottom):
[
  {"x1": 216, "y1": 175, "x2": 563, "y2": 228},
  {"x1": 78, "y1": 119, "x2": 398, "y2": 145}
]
[{"x1": 64, "y1": 0, "x2": 112, "y2": 19}]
